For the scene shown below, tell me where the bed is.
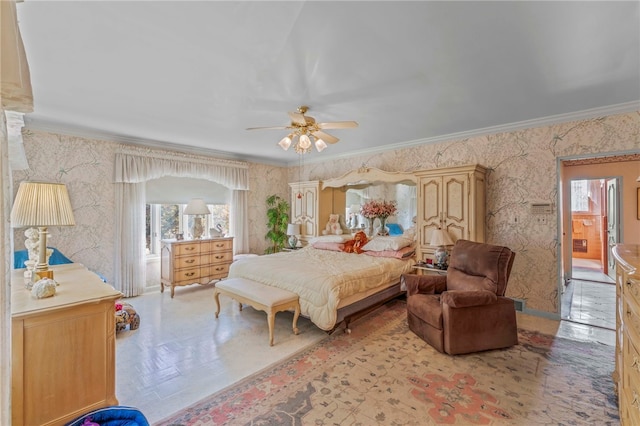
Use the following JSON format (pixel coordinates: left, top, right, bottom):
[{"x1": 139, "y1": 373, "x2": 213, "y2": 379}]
[{"x1": 227, "y1": 242, "x2": 415, "y2": 332}]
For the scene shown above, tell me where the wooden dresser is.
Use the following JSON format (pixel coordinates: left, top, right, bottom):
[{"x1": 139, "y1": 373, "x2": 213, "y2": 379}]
[
  {"x1": 161, "y1": 237, "x2": 234, "y2": 298},
  {"x1": 612, "y1": 244, "x2": 640, "y2": 425},
  {"x1": 11, "y1": 263, "x2": 121, "y2": 426}
]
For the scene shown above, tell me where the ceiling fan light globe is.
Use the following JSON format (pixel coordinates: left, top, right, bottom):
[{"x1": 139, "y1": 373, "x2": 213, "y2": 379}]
[
  {"x1": 315, "y1": 138, "x2": 327, "y2": 152},
  {"x1": 299, "y1": 134, "x2": 311, "y2": 149},
  {"x1": 278, "y1": 136, "x2": 292, "y2": 151}
]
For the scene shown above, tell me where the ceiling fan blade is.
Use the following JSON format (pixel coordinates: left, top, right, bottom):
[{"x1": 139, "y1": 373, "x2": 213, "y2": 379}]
[
  {"x1": 288, "y1": 111, "x2": 307, "y2": 126},
  {"x1": 312, "y1": 130, "x2": 339, "y2": 144},
  {"x1": 317, "y1": 121, "x2": 358, "y2": 129},
  {"x1": 246, "y1": 126, "x2": 291, "y2": 130}
]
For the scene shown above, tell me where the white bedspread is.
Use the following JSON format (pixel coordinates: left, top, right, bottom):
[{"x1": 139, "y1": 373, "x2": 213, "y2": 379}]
[{"x1": 227, "y1": 246, "x2": 414, "y2": 330}]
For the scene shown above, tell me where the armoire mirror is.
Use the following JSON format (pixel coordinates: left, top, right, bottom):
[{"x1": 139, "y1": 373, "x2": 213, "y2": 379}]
[{"x1": 322, "y1": 167, "x2": 417, "y2": 234}]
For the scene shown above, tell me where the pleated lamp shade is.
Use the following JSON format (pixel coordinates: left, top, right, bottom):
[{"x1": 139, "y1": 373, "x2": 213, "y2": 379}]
[
  {"x1": 10, "y1": 181, "x2": 75, "y2": 278},
  {"x1": 10, "y1": 181, "x2": 75, "y2": 227}
]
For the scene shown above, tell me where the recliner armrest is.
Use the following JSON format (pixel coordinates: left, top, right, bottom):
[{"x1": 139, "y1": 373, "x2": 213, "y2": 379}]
[
  {"x1": 402, "y1": 274, "x2": 447, "y2": 296},
  {"x1": 441, "y1": 290, "x2": 497, "y2": 308}
]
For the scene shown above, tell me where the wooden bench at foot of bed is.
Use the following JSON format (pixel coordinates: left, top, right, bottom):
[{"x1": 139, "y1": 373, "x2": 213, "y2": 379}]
[{"x1": 214, "y1": 278, "x2": 300, "y2": 346}]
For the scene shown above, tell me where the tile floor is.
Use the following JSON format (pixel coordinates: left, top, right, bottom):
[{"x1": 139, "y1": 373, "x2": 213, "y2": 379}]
[
  {"x1": 116, "y1": 282, "x2": 616, "y2": 424},
  {"x1": 561, "y1": 258, "x2": 616, "y2": 330}
]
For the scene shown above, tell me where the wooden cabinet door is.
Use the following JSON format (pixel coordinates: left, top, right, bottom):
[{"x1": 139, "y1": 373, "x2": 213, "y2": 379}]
[
  {"x1": 418, "y1": 175, "x2": 442, "y2": 251},
  {"x1": 442, "y1": 173, "x2": 469, "y2": 242},
  {"x1": 291, "y1": 183, "x2": 319, "y2": 241}
]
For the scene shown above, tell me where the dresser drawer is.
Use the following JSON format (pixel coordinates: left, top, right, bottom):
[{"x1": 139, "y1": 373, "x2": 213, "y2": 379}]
[
  {"x1": 624, "y1": 276, "x2": 640, "y2": 312},
  {"x1": 209, "y1": 251, "x2": 233, "y2": 264},
  {"x1": 204, "y1": 263, "x2": 230, "y2": 279},
  {"x1": 173, "y1": 267, "x2": 201, "y2": 283},
  {"x1": 175, "y1": 243, "x2": 200, "y2": 256},
  {"x1": 211, "y1": 239, "x2": 233, "y2": 251},
  {"x1": 175, "y1": 255, "x2": 201, "y2": 269},
  {"x1": 622, "y1": 385, "x2": 640, "y2": 426}
]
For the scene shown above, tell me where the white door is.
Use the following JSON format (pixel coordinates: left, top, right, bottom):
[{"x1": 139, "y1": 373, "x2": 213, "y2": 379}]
[{"x1": 606, "y1": 178, "x2": 619, "y2": 281}]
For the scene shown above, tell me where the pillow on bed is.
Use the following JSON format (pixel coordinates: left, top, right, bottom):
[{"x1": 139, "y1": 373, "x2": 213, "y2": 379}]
[
  {"x1": 308, "y1": 234, "x2": 351, "y2": 244},
  {"x1": 364, "y1": 246, "x2": 416, "y2": 259},
  {"x1": 362, "y1": 236, "x2": 414, "y2": 252},
  {"x1": 312, "y1": 242, "x2": 346, "y2": 252}
]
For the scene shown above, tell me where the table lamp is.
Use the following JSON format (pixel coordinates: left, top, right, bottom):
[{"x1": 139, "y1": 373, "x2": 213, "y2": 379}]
[
  {"x1": 430, "y1": 228, "x2": 454, "y2": 270},
  {"x1": 10, "y1": 182, "x2": 76, "y2": 279},
  {"x1": 287, "y1": 223, "x2": 301, "y2": 248},
  {"x1": 184, "y1": 198, "x2": 210, "y2": 239}
]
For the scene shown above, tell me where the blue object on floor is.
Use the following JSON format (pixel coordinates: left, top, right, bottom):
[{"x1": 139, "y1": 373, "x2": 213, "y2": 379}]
[{"x1": 65, "y1": 406, "x2": 150, "y2": 426}]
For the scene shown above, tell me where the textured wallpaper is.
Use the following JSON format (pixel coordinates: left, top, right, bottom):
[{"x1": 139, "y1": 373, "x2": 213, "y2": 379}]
[
  {"x1": 13, "y1": 111, "x2": 640, "y2": 316},
  {"x1": 286, "y1": 112, "x2": 640, "y2": 315}
]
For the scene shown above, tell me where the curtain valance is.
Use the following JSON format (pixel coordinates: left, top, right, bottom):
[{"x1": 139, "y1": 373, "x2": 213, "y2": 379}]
[{"x1": 114, "y1": 151, "x2": 249, "y2": 190}]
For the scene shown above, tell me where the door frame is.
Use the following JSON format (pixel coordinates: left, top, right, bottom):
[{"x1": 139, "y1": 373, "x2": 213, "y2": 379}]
[{"x1": 557, "y1": 154, "x2": 626, "y2": 319}]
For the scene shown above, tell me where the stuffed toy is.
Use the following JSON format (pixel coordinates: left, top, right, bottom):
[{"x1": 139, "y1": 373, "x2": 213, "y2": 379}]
[
  {"x1": 115, "y1": 301, "x2": 141, "y2": 332},
  {"x1": 343, "y1": 231, "x2": 368, "y2": 254},
  {"x1": 322, "y1": 213, "x2": 343, "y2": 235}
]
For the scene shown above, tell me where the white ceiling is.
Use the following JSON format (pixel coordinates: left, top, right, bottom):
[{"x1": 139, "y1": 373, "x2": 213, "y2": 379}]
[{"x1": 16, "y1": 1, "x2": 640, "y2": 166}]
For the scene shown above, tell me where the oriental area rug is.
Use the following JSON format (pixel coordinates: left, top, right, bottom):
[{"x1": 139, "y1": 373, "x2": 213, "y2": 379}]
[{"x1": 156, "y1": 300, "x2": 619, "y2": 426}]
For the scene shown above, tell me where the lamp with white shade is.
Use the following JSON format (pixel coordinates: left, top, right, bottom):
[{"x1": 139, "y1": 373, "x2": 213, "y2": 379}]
[
  {"x1": 10, "y1": 181, "x2": 76, "y2": 280},
  {"x1": 286, "y1": 223, "x2": 301, "y2": 249},
  {"x1": 183, "y1": 198, "x2": 210, "y2": 239},
  {"x1": 429, "y1": 228, "x2": 454, "y2": 270}
]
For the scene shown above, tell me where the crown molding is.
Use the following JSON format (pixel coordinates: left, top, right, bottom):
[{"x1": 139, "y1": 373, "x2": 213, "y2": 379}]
[
  {"x1": 22, "y1": 101, "x2": 639, "y2": 169},
  {"x1": 22, "y1": 118, "x2": 289, "y2": 167},
  {"x1": 294, "y1": 101, "x2": 640, "y2": 166}
]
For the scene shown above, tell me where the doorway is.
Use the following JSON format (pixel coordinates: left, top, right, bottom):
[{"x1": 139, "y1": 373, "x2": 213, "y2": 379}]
[{"x1": 561, "y1": 175, "x2": 619, "y2": 330}]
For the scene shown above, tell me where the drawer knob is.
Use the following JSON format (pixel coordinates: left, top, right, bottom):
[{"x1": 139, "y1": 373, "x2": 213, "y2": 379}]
[
  {"x1": 185, "y1": 272, "x2": 195, "y2": 277},
  {"x1": 215, "y1": 267, "x2": 224, "y2": 271},
  {"x1": 185, "y1": 259, "x2": 195, "y2": 264},
  {"x1": 185, "y1": 247, "x2": 195, "y2": 251},
  {"x1": 632, "y1": 357, "x2": 640, "y2": 373},
  {"x1": 215, "y1": 255, "x2": 223, "y2": 259}
]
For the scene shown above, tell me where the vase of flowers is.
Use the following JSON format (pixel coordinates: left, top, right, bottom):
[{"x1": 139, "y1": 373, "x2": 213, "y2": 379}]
[{"x1": 360, "y1": 200, "x2": 397, "y2": 236}]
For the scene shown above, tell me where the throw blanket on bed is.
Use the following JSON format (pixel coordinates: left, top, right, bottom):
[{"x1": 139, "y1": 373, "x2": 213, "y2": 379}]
[{"x1": 228, "y1": 246, "x2": 413, "y2": 330}]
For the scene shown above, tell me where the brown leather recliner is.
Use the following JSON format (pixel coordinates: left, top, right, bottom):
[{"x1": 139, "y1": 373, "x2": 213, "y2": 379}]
[{"x1": 402, "y1": 239, "x2": 518, "y2": 355}]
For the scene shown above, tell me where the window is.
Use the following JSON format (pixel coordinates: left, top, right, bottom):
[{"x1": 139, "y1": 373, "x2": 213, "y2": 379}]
[
  {"x1": 570, "y1": 180, "x2": 589, "y2": 212},
  {"x1": 145, "y1": 203, "x2": 229, "y2": 255}
]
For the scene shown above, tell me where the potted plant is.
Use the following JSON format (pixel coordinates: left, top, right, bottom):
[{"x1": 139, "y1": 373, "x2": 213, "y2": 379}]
[{"x1": 265, "y1": 194, "x2": 290, "y2": 254}]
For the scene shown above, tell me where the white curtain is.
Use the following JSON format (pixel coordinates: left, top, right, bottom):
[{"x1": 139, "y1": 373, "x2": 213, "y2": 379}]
[
  {"x1": 114, "y1": 182, "x2": 146, "y2": 297},
  {"x1": 231, "y1": 190, "x2": 249, "y2": 253},
  {"x1": 113, "y1": 149, "x2": 249, "y2": 296}
]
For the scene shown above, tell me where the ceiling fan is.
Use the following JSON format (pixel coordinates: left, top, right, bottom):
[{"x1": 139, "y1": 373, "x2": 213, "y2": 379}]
[{"x1": 247, "y1": 106, "x2": 358, "y2": 154}]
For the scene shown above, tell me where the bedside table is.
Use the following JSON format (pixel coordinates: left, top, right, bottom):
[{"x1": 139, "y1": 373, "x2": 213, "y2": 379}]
[
  {"x1": 413, "y1": 264, "x2": 448, "y2": 276},
  {"x1": 282, "y1": 247, "x2": 302, "y2": 252}
]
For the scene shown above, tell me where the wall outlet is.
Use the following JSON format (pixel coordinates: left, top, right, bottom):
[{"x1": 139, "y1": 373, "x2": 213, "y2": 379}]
[{"x1": 537, "y1": 216, "x2": 547, "y2": 224}]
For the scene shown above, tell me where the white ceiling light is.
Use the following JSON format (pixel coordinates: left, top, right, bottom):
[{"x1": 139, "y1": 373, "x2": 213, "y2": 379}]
[{"x1": 315, "y1": 138, "x2": 327, "y2": 152}]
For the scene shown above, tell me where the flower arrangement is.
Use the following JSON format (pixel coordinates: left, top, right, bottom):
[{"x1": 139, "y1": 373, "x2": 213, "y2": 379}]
[{"x1": 360, "y1": 200, "x2": 397, "y2": 219}]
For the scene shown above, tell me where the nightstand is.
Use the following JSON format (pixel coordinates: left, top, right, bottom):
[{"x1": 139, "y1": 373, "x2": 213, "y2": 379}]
[{"x1": 413, "y1": 264, "x2": 448, "y2": 276}]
